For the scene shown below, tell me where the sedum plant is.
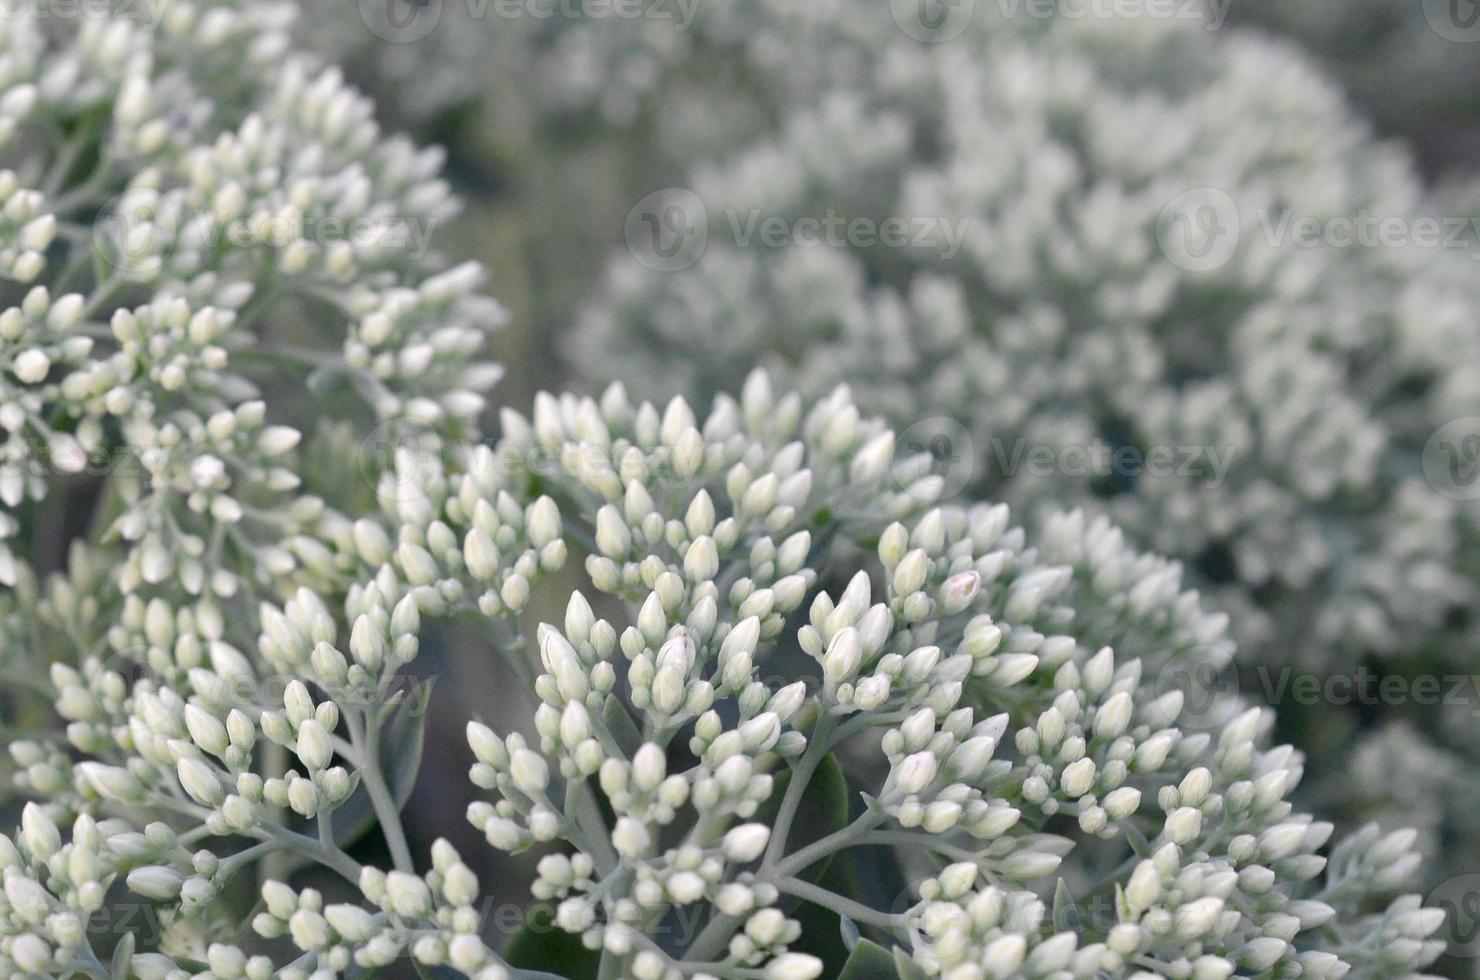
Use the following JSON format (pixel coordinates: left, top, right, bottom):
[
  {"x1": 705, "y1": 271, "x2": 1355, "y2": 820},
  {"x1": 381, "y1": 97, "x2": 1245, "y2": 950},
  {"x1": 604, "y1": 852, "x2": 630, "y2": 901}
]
[
  {"x1": 0, "y1": 0, "x2": 501, "y2": 709},
  {"x1": 541, "y1": 2, "x2": 1480, "y2": 888},
  {"x1": 1, "y1": 371, "x2": 1445, "y2": 977},
  {"x1": 0, "y1": 0, "x2": 503, "y2": 966}
]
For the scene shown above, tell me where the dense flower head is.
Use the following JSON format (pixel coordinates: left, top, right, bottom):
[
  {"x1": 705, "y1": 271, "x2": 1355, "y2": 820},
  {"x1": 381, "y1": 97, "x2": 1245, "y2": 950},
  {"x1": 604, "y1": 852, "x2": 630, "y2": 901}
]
[
  {"x1": 0, "y1": 375, "x2": 1446, "y2": 977},
  {"x1": 0, "y1": 4, "x2": 1463, "y2": 979},
  {"x1": 482, "y1": 0, "x2": 1480, "y2": 889},
  {"x1": 0, "y1": 0, "x2": 506, "y2": 810},
  {"x1": 0, "y1": 0, "x2": 504, "y2": 601}
]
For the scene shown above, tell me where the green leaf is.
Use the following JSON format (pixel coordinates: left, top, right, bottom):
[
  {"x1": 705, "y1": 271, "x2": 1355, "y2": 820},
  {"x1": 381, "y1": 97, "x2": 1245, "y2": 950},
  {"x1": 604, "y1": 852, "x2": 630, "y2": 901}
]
[
  {"x1": 601, "y1": 694, "x2": 643, "y2": 756},
  {"x1": 321, "y1": 698, "x2": 427, "y2": 849},
  {"x1": 502, "y1": 903, "x2": 601, "y2": 980},
  {"x1": 762, "y1": 753, "x2": 849, "y2": 884},
  {"x1": 1052, "y1": 878, "x2": 1080, "y2": 934},
  {"x1": 787, "y1": 899, "x2": 851, "y2": 978},
  {"x1": 837, "y1": 938, "x2": 902, "y2": 980}
]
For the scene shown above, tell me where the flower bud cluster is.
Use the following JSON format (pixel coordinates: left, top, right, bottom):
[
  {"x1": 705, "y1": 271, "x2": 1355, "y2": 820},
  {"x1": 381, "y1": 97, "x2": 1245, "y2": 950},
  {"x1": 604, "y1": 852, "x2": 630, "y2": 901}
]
[
  {"x1": 449, "y1": 0, "x2": 1480, "y2": 892},
  {"x1": 0, "y1": 806, "x2": 120, "y2": 977},
  {"x1": 452, "y1": 378, "x2": 1443, "y2": 979},
  {"x1": 0, "y1": 0, "x2": 503, "y2": 636}
]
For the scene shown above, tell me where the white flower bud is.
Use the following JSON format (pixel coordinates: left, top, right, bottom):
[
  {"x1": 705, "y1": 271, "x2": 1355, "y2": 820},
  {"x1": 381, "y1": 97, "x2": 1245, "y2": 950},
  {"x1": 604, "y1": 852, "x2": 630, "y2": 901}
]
[
  {"x1": 895, "y1": 751, "x2": 938, "y2": 796},
  {"x1": 511, "y1": 749, "x2": 550, "y2": 796},
  {"x1": 296, "y1": 720, "x2": 333, "y2": 771},
  {"x1": 1093, "y1": 692, "x2": 1133, "y2": 739},
  {"x1": 722, "y1": 824, "x2": 770, "y2": 863},
  {"x1": 386, "y1": 872, "x2": 432, "y2": 918},
  {"x1": 128, "y1": 866, "x2": 184, "y2": 900},
  {"x1": 177, "y1": 757, "x2": 224, "y2": 806},
  {"x1": 823, "y1": 628, "x2": 863, "y2": 684},
  {"x1": 633, "y1": 743, "x2": 666, "y2": 791},
  {"x1": 13, "y1": 349, "x2": 49, "y2": 384},
  {"x1": 766, "y1": 953, "x2": 823, "y2": 980},
  {"x1": 1060, "y1": 757, "x2": 1096, "y2": 798},
  {"x1": 1127, "y1": 861, "x2": 1161, "y2": 910},
  {"x1": 1174, "y1": 897, "x2": 1224, "y2": 939},
  {"x1": 612, "y1": 817, "x2": 650, "y2": 859}
]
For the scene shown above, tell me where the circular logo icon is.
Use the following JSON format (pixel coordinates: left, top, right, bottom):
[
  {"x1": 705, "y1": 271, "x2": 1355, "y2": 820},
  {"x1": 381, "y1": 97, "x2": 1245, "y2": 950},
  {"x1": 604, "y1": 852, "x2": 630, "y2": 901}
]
[
  {"x1": 1424, "y1": 417, "x2": 1480, "y2": 501},
  {"x1": 1150, "y1": 655, "x2": 1241, "y2": 734},
  {"x1": 1431, "y1": 873, "x2": 1480, "y2": 957},
  {"x1": 360, "y1": 418, "x2": 444, "y2": 505},
  {"x1": 1424, "y1": 0, "x2": 1480, "y2": 42},
  {"x1": 891, "y1": 0, "x2": 975, "y2": 42},
  {"x1": 624, "y1": 188, "x2": 708, "y2": 272},
  {"x1": 1157, "y1": 187, "x2": 1240, "y2": 273},
  {"x1": 892, "y1": 416, "x2": 975, "y2": 502},
  {"x1": 358, "y1": 0, "x2": 443, "y2": 43},
  {"x1": 93, "y1": 192, "x2": 187, "y2": 279}
]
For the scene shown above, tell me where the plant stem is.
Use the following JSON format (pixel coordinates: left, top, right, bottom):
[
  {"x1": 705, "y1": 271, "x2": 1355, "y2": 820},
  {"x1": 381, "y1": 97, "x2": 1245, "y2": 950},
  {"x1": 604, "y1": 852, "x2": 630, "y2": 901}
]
[
  {"x1": 759, "y1": 713, "x2": 834, "y2": 870},
  {"x1": 360, "y1": 708, "x2": 415, "y2": 873},
  {"x1": 774, "y1": 876, "x2": 902, "y2": 932}
]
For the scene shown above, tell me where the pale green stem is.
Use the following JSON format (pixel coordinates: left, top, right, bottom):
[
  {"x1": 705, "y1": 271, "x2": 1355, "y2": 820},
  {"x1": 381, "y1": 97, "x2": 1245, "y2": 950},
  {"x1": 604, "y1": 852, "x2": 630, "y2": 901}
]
[
  {"x1": 358, "y1": 705, "x2": 415, "y2": 873},
  {"x1": 773, "y1": 876, "x2": 904, "y2": 933}
]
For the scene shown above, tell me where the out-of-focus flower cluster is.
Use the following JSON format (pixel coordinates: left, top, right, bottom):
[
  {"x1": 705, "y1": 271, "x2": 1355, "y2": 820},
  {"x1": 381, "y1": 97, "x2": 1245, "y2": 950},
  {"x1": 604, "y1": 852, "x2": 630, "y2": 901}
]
[{"x1": 1222, "y1": 0, "x2": 1480, "y2": 171}]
